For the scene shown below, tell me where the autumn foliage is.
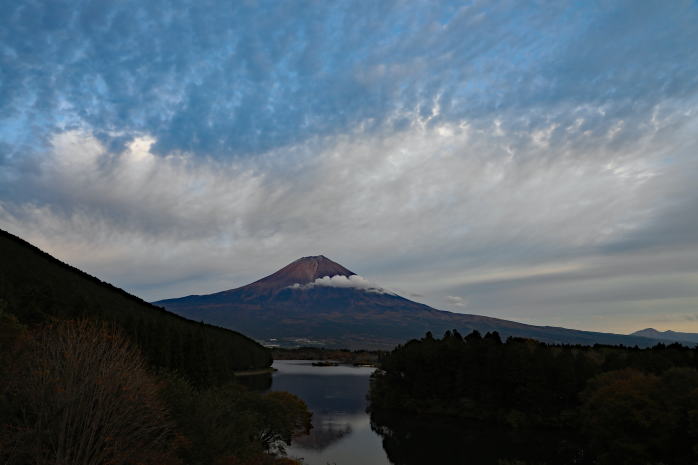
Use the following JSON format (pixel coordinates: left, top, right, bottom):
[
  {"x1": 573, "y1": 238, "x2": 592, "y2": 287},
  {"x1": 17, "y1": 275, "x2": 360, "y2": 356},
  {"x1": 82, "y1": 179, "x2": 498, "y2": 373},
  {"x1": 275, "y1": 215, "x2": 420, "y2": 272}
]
[
  {"x1": 1, "y1": 320, "x2": 178, "y2": 465},
  {"x1": 0, "y1": 318, "x2": 313, "y2": 465}
]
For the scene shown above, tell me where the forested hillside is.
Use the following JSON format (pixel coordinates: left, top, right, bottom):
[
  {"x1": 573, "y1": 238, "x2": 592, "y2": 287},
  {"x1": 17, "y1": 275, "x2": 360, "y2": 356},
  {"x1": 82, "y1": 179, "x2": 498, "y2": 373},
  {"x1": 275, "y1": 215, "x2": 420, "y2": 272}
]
[
  {"x1": 0, "y1": 230, "x2": 310, "y2": 465},
  {"x1": 0, "y1": 229, "x2": 270, "y2": 384},
  {"x1": 370, "y1": 330, "x2": 698, "y2": 465}
]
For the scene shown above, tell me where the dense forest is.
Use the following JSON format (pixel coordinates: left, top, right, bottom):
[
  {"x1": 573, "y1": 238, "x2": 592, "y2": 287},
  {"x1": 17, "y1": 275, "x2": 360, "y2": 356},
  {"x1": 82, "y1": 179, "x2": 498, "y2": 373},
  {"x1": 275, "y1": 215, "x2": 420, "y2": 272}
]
[
  {"x1": 0, "y1": 229, "x2": 270, "y2": 385},
  {"x1": 0, "y1": 229, "x2": 312, "y2": 464},
  {"x1": 370, "y1": 330, "x2": 698, "y2": 465}
]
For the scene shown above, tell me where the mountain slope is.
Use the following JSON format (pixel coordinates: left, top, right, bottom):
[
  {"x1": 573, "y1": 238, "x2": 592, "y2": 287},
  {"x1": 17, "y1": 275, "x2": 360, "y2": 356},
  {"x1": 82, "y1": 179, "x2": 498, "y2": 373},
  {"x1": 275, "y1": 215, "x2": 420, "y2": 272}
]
[
  {"x1": 632, "y1": 328, "x2": 698, "y2": 345},
  {"x1": 156, "y1": 256, "x2": 667, "y2": 349},
  {"x1": 0, "y1": 229, "x2": 271, "y2": 383}
]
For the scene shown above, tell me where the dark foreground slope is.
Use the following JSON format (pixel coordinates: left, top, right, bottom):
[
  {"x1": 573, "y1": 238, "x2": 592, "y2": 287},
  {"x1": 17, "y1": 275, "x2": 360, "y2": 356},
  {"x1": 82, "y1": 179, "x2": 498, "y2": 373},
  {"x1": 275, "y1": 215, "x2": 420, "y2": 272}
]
[
  {"x1": 157, "y1": 256, "x2": 665, "y2": 349},
  {"x1": 0, "y1": 229, "x2": 270, "y2": 383}
]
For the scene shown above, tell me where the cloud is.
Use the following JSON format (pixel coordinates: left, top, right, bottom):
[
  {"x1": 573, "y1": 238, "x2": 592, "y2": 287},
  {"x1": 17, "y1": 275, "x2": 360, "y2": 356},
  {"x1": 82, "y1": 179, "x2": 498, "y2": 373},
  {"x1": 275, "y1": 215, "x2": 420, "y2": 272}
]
[
  {"x1": 446, "y1": 296, "x2": 468, "y2": 308},
  {"x1": 1, "y1": 1, "x2": 696, "y2": 157},
  {"x1": 1, "y1": 103, "x2": 694, "y2": 313},
  {"x1": 650, "y1": 314, "x2": 698, "y2": 324},
  {"x1": 291, "y1": 275, "x2": 392, "y2": 294},
  {"x1": 1, "y1": 0, "x2": 698, "y2": 334}
]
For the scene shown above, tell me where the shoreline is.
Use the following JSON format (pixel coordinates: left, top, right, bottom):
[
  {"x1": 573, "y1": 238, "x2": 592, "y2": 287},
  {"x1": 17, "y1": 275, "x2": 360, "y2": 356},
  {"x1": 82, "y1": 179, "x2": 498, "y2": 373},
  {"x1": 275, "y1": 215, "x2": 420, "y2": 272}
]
[{"x1": 233, "y1": 367, "x2": 277, "y2": 376}]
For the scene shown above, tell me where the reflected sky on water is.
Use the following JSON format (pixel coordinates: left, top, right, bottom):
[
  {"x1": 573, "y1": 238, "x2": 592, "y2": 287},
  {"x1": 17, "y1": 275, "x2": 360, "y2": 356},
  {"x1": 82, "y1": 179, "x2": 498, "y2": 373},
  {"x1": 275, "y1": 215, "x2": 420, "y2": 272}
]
[{"x1": 271, "y1": 360, "x2": 391, "y2": 465}]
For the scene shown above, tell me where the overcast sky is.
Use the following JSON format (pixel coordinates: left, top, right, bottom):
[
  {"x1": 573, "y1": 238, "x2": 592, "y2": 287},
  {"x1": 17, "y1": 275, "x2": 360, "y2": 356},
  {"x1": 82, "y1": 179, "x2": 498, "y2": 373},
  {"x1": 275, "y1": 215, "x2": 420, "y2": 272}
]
[{"x1": 2, "y1": 0, "x2": 697, "y2": 334}]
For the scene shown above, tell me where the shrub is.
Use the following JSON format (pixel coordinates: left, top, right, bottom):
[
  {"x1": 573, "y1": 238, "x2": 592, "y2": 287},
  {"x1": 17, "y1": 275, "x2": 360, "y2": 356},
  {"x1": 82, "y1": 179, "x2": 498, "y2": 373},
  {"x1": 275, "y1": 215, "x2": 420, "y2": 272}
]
[{"x1": 1, "y1": 320, "x2": 179, "y2": 465}]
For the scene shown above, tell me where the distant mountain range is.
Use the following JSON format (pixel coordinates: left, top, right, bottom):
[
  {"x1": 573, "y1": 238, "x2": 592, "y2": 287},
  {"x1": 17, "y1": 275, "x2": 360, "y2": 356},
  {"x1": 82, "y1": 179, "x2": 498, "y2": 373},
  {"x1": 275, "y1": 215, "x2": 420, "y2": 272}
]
[
  {"x1": 156, "y1": 255, "x2": 677, "y2": 349},
  {"x1": 631, "y1": 328, "x2": 698, "y2": 345}
]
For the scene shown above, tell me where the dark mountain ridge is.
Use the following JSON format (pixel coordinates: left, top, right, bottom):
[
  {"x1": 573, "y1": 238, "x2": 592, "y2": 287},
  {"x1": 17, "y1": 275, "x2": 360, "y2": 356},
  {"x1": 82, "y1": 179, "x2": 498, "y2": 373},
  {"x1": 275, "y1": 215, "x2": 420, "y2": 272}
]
[
  {"x1": 157, "y1": 256, "x2": 671, "y2": 349},
  {"x1": 0, "y1": 228, "x2": 271, "y2": 383}
]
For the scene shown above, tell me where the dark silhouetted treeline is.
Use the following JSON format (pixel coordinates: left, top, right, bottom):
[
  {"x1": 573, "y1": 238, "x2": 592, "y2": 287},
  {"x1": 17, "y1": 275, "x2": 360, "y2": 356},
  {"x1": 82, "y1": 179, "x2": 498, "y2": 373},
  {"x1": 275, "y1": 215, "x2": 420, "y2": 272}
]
[
  {"x1": 0, "y1": 228, "x2": 270, "y2": 385},
  {"x1": 0, "y1": 319, "x2": 311, "y2": 465},
  {"x1": 370, "y1": 410, "x2": 582, "y2": 465},
  {"x1": 272, "y1": 347, "x2": 382, "y2": 365},
  {"x1": 370, "y1": 330, "x2": 698, "y2": 465}
]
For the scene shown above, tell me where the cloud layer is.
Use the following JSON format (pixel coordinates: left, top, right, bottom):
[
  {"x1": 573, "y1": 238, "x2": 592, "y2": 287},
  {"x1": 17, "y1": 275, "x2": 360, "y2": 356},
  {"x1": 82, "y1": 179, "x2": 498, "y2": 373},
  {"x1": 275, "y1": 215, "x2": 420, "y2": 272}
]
[
  {"x1": 2, "y1": 1, "x2": 697, "y2": 157},
  {"x1": 1, "y1": 1, "x2": 698, "y2": 333}
]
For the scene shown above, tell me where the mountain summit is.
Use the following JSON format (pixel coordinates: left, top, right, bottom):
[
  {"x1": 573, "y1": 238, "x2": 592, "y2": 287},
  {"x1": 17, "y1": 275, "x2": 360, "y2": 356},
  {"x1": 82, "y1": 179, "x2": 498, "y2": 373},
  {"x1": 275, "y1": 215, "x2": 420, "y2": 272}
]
[
  {"x1": 248, "y1": 255, "x2": 355, "y2": 291},
  {"x1": 156, "y1": 257, "x2": 669, "y2": 349}
]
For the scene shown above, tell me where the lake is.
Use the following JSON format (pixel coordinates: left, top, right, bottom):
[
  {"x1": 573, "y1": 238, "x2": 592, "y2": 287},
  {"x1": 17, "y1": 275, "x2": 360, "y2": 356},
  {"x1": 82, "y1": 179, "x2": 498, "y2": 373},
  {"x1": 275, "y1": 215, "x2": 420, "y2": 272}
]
[
  {"x1": 271, "y1": 360, "x2": 390, "y2": 465},
  {"x1": 270, "y1": 360, "x2": 583, "y2": 465}
]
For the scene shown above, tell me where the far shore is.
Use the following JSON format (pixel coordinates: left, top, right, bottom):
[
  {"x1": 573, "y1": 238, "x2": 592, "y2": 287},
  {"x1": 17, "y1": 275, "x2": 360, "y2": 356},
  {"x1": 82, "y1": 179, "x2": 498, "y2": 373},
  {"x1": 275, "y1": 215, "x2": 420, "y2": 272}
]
[{"x1": 233, "y1": 367, "x2": 277, "y2": 377}]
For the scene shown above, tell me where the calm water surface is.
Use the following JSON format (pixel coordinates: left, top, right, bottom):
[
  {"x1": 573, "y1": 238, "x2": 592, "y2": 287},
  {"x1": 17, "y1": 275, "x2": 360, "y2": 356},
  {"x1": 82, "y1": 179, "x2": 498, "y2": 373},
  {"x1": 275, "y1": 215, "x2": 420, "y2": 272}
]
[
  {"x1": 270, "y1": 360, "x2": 581, "y2": 465},
  {"x1": 271, "y1": 360, "x2": 390, "y2": 465}
]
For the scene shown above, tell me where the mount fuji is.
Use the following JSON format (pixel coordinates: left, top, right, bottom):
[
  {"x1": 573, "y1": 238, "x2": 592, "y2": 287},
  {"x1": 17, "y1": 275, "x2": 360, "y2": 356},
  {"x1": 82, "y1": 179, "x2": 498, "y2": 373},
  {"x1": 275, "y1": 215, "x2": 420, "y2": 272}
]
[{"x1": 155, "y1": 255, "x2": 667, "y2": 349}]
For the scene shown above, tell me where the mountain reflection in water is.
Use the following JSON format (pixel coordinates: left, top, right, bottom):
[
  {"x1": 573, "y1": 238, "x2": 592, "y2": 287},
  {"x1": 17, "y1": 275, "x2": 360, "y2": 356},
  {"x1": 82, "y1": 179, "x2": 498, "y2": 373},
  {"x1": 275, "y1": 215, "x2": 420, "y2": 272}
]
[
  {"x1": 271, "y1": 360, "x2": 391, "y2": 465},
  {"x1": 291, "y1": 413, "x2": 352, "y2": 450}
]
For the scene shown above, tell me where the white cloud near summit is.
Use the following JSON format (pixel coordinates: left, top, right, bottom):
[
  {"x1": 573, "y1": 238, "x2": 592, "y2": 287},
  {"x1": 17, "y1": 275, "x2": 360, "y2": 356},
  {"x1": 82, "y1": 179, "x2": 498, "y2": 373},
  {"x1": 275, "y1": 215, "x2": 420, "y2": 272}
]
[
  {"x1": 446, "y1": 296, "x2": 468, "y2": 308},
  {"x1": 293, "y1": 275, "x2": 392, "y2": 294}
]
